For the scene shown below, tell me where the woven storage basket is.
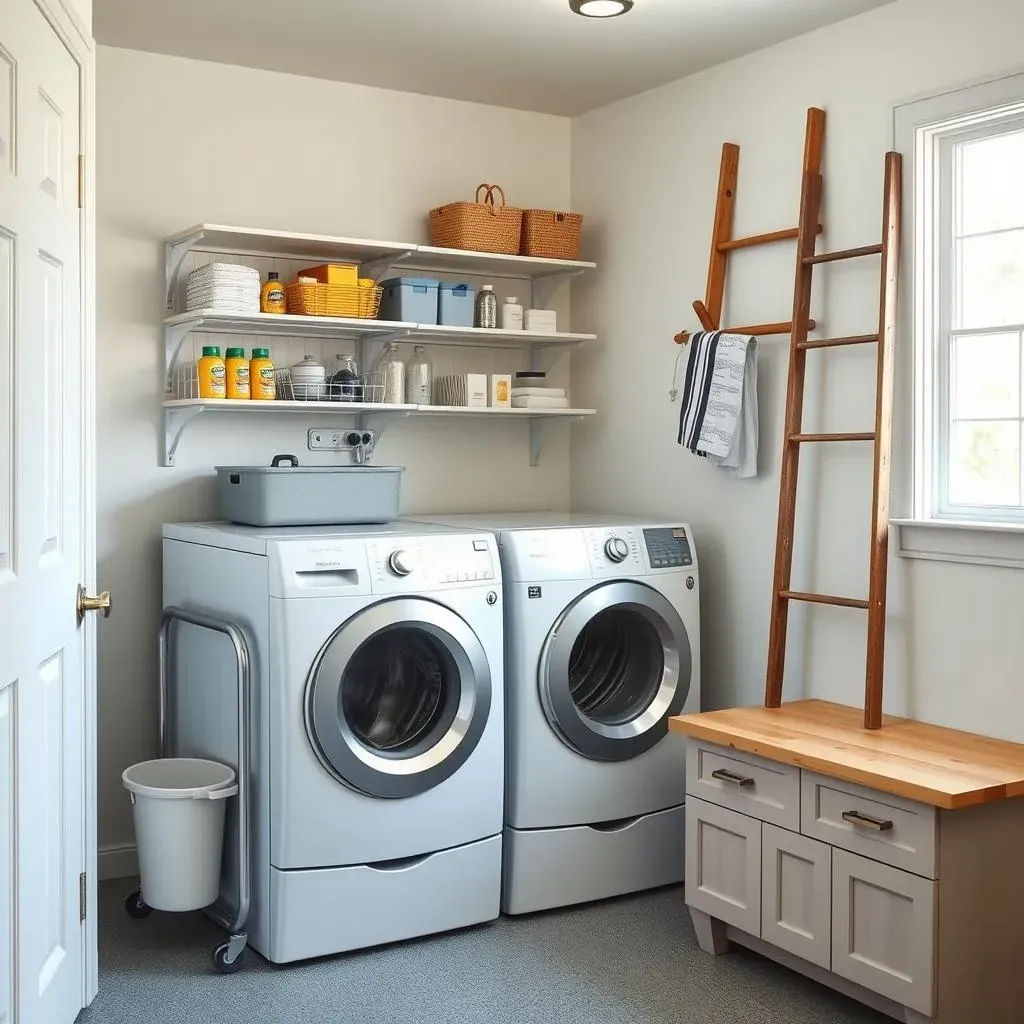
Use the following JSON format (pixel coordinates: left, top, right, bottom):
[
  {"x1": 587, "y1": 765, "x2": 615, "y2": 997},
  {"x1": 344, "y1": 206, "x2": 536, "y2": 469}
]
[
  {"x1": 285, "y1": 282, "x2": 382, "y2": 319},
  {"x1": 520, "y1": 209, "x2": 583, "y2": 261},
  {"x1": 429, "y1": 184, "x2": 523, "y2": 255}
]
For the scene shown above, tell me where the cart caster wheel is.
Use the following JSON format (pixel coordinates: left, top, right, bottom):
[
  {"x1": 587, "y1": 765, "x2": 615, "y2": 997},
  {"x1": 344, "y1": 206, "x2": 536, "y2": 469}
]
[
  {"x1": 213, "y1": 942, "x2": 244, "y2": 974},
  {"x1": 124, "y1": 890, "x2": 152, "y2": 920}
]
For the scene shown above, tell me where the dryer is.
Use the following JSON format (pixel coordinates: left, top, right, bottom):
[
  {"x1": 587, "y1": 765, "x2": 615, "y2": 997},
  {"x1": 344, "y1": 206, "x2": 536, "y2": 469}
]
[
  {"x1": 409, "y1": 513, "x2": 700, "y2": 914},
  {"x1": 162, "y1": 522, "x2": 504, "y2": 962}
]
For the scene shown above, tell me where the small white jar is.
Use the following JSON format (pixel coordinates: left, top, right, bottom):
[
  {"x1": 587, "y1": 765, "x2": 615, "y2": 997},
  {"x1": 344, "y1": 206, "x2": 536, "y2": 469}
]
[{"x1": 501, "y1": 296, "x2": 524, "y2": 331}]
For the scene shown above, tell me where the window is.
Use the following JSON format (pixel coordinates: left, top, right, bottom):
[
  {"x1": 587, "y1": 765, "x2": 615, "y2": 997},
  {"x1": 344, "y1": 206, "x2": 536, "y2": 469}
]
[{"x1": 903, "y1": 75, "x2": 1024, "y2": 525}]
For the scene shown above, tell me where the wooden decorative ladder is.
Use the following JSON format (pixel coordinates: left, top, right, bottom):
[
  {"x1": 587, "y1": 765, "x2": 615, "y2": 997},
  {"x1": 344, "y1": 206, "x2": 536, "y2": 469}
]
[
  {"x1": 674, "y1": 107, "x2": 826, "y2": 345},
  {"x1": 764, "y1": 150, "x2": 903, "y2": 730}
]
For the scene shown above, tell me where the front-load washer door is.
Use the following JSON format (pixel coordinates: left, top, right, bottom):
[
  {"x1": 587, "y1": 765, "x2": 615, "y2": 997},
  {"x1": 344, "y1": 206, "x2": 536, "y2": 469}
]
[
  {"x1": 540, "y1": 581, "x2": 691, "y2": 762},
  {"x1": 305, "y1": 597, "x2": 492, "y2": 799}
]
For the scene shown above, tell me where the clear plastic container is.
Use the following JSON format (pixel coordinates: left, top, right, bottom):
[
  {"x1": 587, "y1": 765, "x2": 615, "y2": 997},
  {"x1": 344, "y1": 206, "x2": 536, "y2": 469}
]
[
  {"x1": 474, "y1": 284, "x2": 498, "y2": 329},
  {"x1": 374, "y1": 343, "x2": 406, "y2": 405},
  {"x1": 405, "y1": 345, "x2": 433, "y2": 405},
  {"x1": 328, "y1": 353, "x2": 362, "y2": 402}
]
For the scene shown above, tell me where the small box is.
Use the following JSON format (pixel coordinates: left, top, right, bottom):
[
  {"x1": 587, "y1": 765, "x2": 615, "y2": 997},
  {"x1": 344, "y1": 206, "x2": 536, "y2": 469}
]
[
  {"x1": 490, "y1": 374, "x2": 512, "y2": 408},
  {"x1": 379, "y1": 277, "x2": 440, "y2": 325},
  {"x1": 524, "y1": 308, "x2": 558, "y2": 333},
  {"x1": 467, "y1": 373, "x2": 488, "y2": 408},
  {"x1": 297, "y1": 263, "x2": 359, "y2": 286},
  {"x1": 438, "y1": 282, "x2": 476, "y2": 327}
]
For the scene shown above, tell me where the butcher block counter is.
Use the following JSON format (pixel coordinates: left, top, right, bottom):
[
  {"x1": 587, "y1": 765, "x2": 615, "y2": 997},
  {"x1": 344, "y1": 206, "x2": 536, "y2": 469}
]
[{"x1": 670, "y1": 700, "x2": 1024, "y2": 1023}]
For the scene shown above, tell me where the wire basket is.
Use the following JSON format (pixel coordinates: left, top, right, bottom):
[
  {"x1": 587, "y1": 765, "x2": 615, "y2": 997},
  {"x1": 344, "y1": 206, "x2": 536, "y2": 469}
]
[
  {"x1": 285, "y1": 281, "x2": 382, "y2": 319},
  {"x1": 275, "y1": 369, "x2": 386, "y2": 404}
]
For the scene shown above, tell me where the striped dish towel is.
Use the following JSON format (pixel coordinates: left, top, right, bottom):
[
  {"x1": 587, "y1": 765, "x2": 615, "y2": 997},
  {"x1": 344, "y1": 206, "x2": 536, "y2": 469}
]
[{"x1": 676, "y1": 331, "x2": 758, "y2": 478}]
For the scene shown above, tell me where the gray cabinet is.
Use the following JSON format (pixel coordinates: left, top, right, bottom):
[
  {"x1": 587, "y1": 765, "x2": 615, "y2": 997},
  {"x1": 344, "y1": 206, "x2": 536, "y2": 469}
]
[
  {"x1": 831, "y1": 849, "x2": 936, "y2": 1016},
  {"x1": 761, "y1": 824, "x2": 831, "y2": 970},
  {"x1": 685, "y1": 796, "x2": 761, "y2": 935}
]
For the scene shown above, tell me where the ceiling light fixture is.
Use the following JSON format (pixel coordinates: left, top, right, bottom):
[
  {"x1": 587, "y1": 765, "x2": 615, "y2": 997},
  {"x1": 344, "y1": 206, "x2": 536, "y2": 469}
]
[{"x1": 569, "y1": 0, "x2": 634, "y2": 18}]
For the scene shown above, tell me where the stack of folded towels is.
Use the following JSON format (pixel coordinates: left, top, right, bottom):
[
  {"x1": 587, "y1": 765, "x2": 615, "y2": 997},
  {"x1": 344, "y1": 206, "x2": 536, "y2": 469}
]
[{"x1": 511, "y1": 372, "x2": 569, "y2": 409}]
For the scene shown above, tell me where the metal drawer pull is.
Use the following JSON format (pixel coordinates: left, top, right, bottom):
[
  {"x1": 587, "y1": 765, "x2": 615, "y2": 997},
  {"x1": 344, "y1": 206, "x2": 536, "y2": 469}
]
[
  {"x1": 711, "y1": 768, "x2": 755, "y2": 788},
  {"x1": 842, "y1": 810, "x2": 894, "y2": 832}
]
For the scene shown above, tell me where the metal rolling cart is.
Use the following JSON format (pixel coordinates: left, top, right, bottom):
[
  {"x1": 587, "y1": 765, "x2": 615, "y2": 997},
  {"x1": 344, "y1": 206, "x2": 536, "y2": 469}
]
[{"x1": 124, "y1": 607, "x2": 252, "y2": 974}]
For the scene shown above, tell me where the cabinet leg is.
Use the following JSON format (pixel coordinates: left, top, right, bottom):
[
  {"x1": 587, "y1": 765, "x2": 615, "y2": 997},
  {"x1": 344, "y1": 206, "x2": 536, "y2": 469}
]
[{"x1": 689, "y1": 907, "x2": 731, "y2": 955}]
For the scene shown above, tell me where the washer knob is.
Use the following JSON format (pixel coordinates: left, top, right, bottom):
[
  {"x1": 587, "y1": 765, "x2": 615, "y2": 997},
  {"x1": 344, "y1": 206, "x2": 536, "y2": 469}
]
[
  {"x1": 388, "y1": 549, "x2": 416, "y2": 576},
  {"x1": 605, "y1": 537, "x2": 630, "y2": 563}
]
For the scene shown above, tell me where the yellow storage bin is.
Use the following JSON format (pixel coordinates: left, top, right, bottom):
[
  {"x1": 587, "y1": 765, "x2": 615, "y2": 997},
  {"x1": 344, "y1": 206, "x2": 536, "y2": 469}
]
[
  {"x1": 285, "y1": 281, "x2": 382, "y2": 319},
  {"x1": 297, "y1": 263, "x2": 360, "y2": 286}
]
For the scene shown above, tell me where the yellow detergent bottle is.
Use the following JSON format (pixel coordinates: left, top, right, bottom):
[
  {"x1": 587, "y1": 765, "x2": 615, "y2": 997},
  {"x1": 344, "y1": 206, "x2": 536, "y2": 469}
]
[
  {"x1": 225, "y1": 347, "x2": 250, "y2": 399},
  {"x1": 261, "y1": 272, "x2": 286, "y2": 314},
  {"x1": 197, "y1": 346, "x2": 226, "y2": 399},
  {"x1": 250, "y1": 348, "x2": 276, "y2": 400}
]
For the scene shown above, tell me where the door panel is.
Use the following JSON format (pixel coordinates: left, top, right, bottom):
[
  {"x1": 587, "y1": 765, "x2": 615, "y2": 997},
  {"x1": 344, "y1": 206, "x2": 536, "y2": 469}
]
[
  {"x1": 761, "y1": 824, "x2": 831, "y2": 969},
  {"x1": 0, "y1": 1, "x2": 84, "y2": 1022},
  {"x1": 685, "y1": 797, "x2": 761, "y2": 935},
  {"x1": 832, "y1": 849, "x2": 936, "y2": 1015},
  {"x1": 0, "y1": 684, "x2": 14, "y2": 1024}
]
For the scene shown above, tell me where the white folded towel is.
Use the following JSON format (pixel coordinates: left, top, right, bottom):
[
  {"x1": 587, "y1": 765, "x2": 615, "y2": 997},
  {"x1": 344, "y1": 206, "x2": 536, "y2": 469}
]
[
  {"x1": 511, "y1": 387, "x2": 567, "y2": 398},
  {"x1": 512, "y1": 396, "x2": 569, "y2": 409},
  {"x1": 675, "y1": 331, "x2": 758, "y2": 478}
]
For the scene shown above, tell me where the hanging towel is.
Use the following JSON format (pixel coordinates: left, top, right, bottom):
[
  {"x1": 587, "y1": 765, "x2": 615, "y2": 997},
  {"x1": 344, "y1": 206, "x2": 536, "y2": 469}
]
[{"x1": 675, "y1": 331, "x2": 758, "y2": 478}]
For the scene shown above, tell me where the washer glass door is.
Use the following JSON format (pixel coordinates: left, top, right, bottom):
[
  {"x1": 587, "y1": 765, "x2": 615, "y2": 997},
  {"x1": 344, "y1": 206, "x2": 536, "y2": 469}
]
[
  {"x1": 540, "y1": 581, "x2": 691, "y2": 762},
  {"x1": 305, "y1": 597, "x2": 491, "y2": 798}
]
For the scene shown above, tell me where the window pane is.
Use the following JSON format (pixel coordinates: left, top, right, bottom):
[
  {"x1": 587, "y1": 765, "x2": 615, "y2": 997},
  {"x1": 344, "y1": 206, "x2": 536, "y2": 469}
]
[
  {"x1": 959, "y1": 128, "x2": 1024, "y2": 235},
  {"x1": 951, "y1": 332, "x2": 1020, "y2": 418},
  {"x1": 957, "y1": 229, "x2": 1024, "y2": 328},
  {"x1": 948, "y1": 420, "x2": 1020, "y2": 506}
]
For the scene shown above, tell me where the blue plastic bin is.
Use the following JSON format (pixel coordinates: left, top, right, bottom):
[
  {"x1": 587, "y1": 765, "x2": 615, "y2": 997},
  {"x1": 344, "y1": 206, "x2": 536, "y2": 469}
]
[
  {"x1": 379, "y1": 277, "x2": 439, "y2": 325},
  {"x1": 438, "y1": 282, "x2": 476, "y2": 328}
]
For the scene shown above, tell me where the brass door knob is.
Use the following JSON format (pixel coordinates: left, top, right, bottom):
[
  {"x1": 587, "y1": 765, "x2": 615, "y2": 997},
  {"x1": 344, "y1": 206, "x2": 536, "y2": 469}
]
[{"x1": 77, "y1": 584, "x2": 112, "y2": 624}]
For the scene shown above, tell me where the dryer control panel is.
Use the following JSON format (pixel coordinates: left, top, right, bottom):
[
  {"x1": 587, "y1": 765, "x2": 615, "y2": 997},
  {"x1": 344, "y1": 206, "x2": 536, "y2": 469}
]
[
  {"x1": 642, "y1": 527, "x2": 693, "y2": 569},
  {"x1": 583, "y1": 527, "x2": 645, "y2": 577}
]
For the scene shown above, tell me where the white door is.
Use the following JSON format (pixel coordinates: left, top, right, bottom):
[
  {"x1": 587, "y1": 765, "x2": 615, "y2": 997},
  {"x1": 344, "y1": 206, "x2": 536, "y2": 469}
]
[{"x1": 0, "y1": 1, "x2": 88, "y2": 1023}]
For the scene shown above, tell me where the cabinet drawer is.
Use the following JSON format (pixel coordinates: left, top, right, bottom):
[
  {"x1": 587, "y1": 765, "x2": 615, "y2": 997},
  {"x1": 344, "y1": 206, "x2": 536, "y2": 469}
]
[
  {"x1": 687, "y1": 742, "x2": 800, "y2": 830},
  {"x1": 801, "y1": 772, "x2": 937, "y2": 877},
  {"x1": 831, "y1": 849, "x2": 936, "y2": 1016},
  {"x1": 685, "y1": 797, "x2": 762, "y2": 936}
]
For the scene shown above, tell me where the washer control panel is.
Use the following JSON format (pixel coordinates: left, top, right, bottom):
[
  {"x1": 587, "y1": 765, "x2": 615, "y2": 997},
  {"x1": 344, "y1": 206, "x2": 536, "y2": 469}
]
[
  {"x1": 367, "y1": 535, "x2": 498, "y2": 591},
  {"x1": 583, "y1": 527, "x2": 644, "y2": 577},
  {"x1": 643, "y1": 527, "x2": 693, "y2": 569}
]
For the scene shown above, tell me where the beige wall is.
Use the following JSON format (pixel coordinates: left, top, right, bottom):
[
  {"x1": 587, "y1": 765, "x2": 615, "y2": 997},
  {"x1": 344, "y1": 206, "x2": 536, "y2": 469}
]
[
  {"x1": 96, "y1": 45, "x2": 573, "y2": 867},
  {"x1": 63, "y1": 0, "x2": 90, "y2": 33},
  {"x1": 571, "y1": 0, "x2": 1024, "y2": 739}
]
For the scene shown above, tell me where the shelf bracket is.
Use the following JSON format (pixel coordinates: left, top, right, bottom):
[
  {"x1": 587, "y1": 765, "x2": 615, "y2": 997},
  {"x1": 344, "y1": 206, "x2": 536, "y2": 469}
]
[
  {"x1": 165, "y1": 321, "x2": 194, "y2": 386},
  {"x1": 357, "y1": 409, "x2": 412, "y2": 454},
  {"x1": 165, "y1": 231, "x2": 204, "y2": 312},
  {"x1": 357, "y1": 250, "x2": 416, "y2": 283},
  {"x1": 163, "y1": 405, "x2": 206, "y2": 467},
  {"x1": 530, "y1": 267, "x2": 587, "y2": 309},
  {"x1": 530, "y1": 419, "x2": 544, "y2": 467}
]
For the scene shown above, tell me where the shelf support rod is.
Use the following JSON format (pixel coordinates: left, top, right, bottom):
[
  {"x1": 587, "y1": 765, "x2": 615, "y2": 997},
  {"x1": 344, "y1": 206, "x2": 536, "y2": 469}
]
[
  {"x1": 163, "y1": 405, "x2": 206, "y2": 467},
  {"x1": 530, "y1": 419, "x2": 544, "y2": 468},
  {"x1": 165, "y1": 231, "x2": 204, "y2": 312}
]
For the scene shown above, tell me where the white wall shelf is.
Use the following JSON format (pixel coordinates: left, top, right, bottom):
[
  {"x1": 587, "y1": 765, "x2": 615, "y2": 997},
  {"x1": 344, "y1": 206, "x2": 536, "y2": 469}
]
[{"x1": 161, "y1": 399, "x2": 595, "y2": 468}]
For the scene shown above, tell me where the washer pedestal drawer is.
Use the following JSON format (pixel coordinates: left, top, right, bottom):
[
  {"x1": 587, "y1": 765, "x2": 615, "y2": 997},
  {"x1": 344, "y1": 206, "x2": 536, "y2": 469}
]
[
  {"x1": 502, "y1": 804, "x2": 685, "y2": 915},
  {"x1": 263, "y1": 834, "x2": 501, "y2": 963}
]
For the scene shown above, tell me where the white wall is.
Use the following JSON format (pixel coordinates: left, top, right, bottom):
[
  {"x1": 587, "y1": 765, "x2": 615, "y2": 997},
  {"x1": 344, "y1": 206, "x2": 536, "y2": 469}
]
[
  {"x1": 571, "y1": 0, "x2": 1024, "y2": 740},
  {"x1": 97, "y1": 46, "x2": 573, "y2": 865}
]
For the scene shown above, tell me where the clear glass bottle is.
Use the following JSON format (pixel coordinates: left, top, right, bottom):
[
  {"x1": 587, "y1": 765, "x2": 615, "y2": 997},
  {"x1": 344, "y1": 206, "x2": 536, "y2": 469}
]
[
  {"x1": 474, "y1": 284, "x2": 498, "y2": 329},
  {"x1": 374, "y1": 342, "x2": 406, "y2": 405},
  {"x1": 405, "y1": 345, "x2": 433, "y2": 405},
  {"x1": 328, "y1": 352, "x2": 361, "y2": 402}
]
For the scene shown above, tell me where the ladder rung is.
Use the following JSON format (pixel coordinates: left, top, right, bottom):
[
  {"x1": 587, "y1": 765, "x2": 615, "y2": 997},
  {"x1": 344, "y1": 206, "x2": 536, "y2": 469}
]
[
  {"x1": 803, "y1": 243, "x2": 883, "y2": 265},
  {"x1": 788, "y1": 432, "x2": 876, "y2": 443},
  {"x1": 717, "y1": 225, "x2": 822, "y2": 252},
  {"x1": 797, "y1": 333, "x2": 878, "y2": 351},
  {"x1": 780, "y1": 590, "x2": 869, "y2": 610}
]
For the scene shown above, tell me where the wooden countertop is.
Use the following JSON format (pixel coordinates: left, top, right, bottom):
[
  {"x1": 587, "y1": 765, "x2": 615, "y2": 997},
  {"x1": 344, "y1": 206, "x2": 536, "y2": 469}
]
[{"x1": 669, "y1": 700, "x2": 1024, "y2": 809}]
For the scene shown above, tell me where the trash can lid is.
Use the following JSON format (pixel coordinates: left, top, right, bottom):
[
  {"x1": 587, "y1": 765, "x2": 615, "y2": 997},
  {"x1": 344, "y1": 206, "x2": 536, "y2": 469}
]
[{"x1": 122, "y1": 758, "x2": 236, "y2": 800}]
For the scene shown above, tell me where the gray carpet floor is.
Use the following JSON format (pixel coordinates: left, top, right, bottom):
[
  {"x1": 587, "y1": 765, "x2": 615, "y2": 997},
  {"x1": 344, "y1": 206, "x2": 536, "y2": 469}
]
[{"x1": 79, "y1": 880, "x2": 889, "y2": 1024}]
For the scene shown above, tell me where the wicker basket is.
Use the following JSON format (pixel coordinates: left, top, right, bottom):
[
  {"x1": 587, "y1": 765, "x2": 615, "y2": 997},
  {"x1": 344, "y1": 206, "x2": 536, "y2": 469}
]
[
  {"x1": 429, "y1": 184, "x2": 523, "y2": 255},
  {"x1": 520, "y1": 209, "x2": 583, "y2": 261},
  {"x1": 285, "y1": 281, "x2": 382, "y2": 319}
]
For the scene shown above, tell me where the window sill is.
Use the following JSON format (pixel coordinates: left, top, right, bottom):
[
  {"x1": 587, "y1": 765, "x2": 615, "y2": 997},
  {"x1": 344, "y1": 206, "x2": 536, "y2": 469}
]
[{"x1": 892, "y1": 518, "x2": 1024, "y2": 569}]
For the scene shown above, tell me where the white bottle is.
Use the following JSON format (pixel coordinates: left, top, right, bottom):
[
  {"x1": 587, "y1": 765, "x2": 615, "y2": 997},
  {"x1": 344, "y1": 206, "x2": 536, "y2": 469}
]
[
  {"x1": 405, "y1": 345, "x2": 432, "y2": 405},
  {"x1": 373, "y1": 342, "x2": 406, "y2": 405},
  {"x1": 501, "y1": 296, "x2": 524, "y2": 331}
]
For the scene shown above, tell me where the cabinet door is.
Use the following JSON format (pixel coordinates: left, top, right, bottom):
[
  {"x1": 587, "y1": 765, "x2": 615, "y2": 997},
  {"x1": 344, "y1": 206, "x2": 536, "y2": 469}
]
[
  {"x1": 832, "y1": 849, "x2": 936, "y2": 1016},
  {"x1": 761, "y1": 824, "x2": 831, "y2": 969},
  {"x1": 685, "y1": 797, "x2": 761, "y2": 935}
]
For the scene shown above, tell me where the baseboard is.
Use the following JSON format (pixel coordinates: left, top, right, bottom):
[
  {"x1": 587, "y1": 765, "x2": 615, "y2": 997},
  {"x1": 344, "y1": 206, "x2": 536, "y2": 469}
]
[{"x1": 98, "y1": 843, "x2": 138, "y2": 881}]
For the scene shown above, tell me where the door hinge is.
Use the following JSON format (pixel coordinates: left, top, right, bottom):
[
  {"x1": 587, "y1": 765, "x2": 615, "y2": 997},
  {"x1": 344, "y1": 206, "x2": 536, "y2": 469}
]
[
  {"x1": 79, "y1": 872, "x2": 87, "y2": 921},
  {"x1": 77, "y1": 155, "x2": 84, "y2": 209}
]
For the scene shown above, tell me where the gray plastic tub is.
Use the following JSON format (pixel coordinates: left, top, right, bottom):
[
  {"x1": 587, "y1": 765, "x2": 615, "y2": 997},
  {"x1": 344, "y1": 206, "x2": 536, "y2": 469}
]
[{"x1": 216, "y1": 455, "x2": 403, "y2": 527}]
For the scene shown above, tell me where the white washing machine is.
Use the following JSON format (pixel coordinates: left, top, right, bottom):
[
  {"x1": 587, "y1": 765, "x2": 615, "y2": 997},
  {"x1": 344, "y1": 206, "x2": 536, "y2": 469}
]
[
  {"x1": 409, "y1": 513, "x2": 700, "y2": 914},
  {"x1": 162, "y1": 521, "x2": 504, "y2": 962}
]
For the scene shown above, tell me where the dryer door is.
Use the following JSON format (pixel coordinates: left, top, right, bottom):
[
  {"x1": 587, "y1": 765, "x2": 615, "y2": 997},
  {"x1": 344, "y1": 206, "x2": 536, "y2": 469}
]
[
  {"x1": 540, "y1": 580, "x2": 691, "y2": 762},
  {"x1": 305, "y1": 597, "x2": 492, "y2": 799}
]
